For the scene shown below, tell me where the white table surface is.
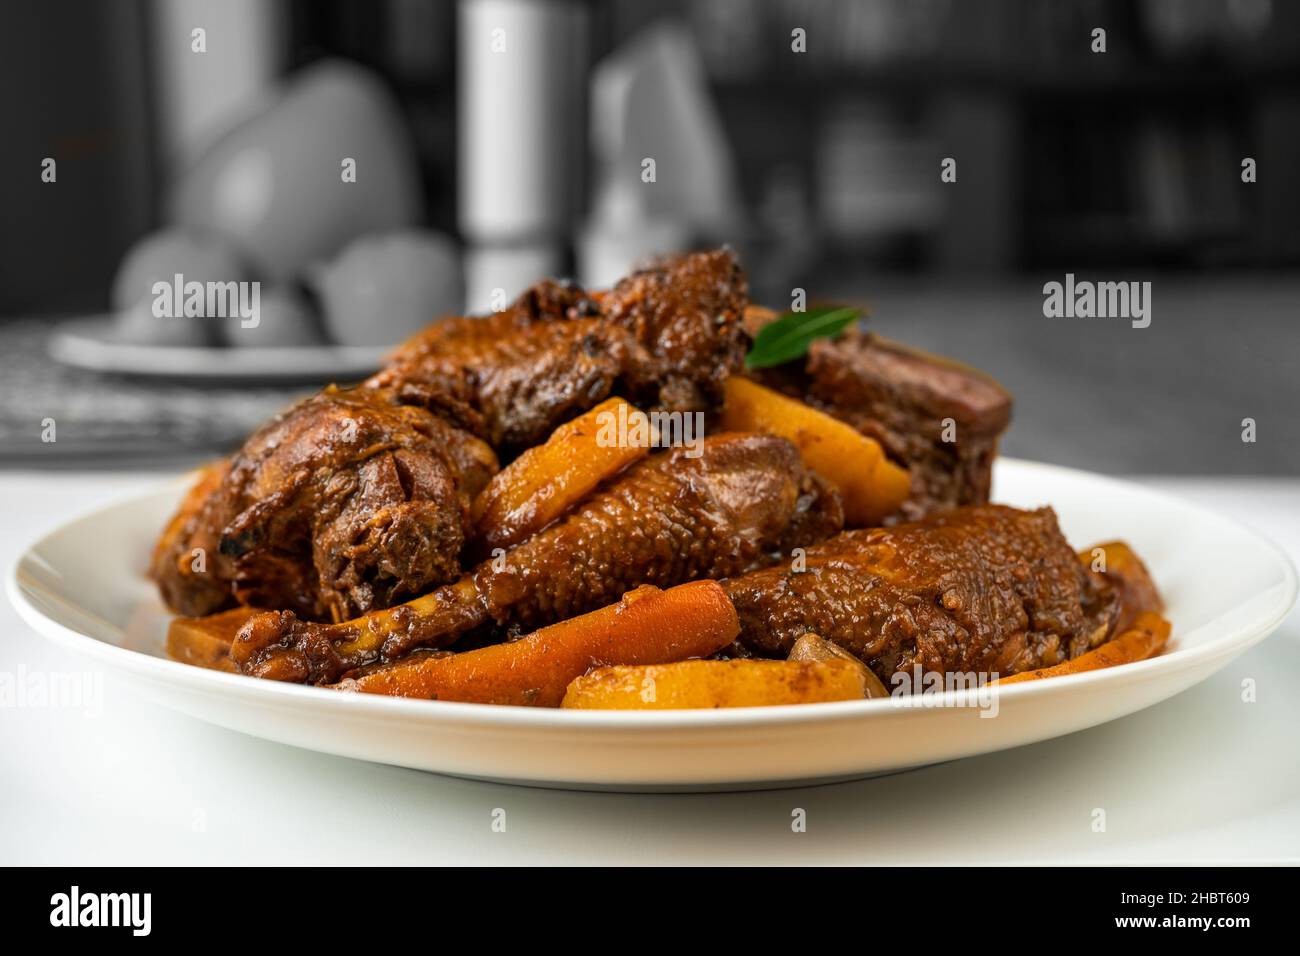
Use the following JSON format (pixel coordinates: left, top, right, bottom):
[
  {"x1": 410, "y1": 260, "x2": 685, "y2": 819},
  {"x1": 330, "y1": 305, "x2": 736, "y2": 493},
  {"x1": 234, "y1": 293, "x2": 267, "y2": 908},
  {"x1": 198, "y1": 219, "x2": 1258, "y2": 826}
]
[{"x1": 2, "y1": 469, "x2": 1297, "y2": 866}]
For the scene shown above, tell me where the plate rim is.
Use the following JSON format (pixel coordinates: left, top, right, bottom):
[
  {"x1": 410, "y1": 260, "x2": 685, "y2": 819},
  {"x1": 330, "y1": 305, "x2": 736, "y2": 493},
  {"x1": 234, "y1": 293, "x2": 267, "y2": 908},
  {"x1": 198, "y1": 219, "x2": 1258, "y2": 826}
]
[{"x1": 7, "y1": 457, "x2": 1297, "y2": 731}]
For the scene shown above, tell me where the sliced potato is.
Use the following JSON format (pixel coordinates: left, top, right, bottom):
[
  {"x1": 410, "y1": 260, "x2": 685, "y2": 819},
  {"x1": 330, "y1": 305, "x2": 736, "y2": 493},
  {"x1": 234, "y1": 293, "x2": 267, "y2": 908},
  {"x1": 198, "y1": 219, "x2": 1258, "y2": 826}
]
[
  {"x1": 719, "y1": 376, "x2": 909, "y2": 526},
  {"x1": 166, "y1": 606, "x2": 258, "y2": 672},
  {"x1": 561, "y1": 659, "x2": 868, "y2": 710}
]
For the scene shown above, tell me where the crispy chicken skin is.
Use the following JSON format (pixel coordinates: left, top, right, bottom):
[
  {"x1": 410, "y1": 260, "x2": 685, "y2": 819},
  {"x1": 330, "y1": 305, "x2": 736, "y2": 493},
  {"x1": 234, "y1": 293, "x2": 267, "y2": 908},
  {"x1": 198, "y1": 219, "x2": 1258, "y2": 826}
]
[
  {"x1": 726, "y1": 504, "x2": 1118, "y2": 682},
  {"x1": 150, "y1": 386, "x2": 498, "y2": 622}
]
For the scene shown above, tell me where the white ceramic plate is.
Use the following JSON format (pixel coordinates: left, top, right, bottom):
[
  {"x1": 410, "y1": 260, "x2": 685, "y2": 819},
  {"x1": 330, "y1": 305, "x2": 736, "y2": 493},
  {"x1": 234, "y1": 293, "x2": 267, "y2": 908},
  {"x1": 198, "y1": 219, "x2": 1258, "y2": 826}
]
[
  {"x1": 49, "y1": 316, "x2": 388, "y2": 384},
  {"x1": 8, "y1": 459, "x2": 1295, "y2": 791}
]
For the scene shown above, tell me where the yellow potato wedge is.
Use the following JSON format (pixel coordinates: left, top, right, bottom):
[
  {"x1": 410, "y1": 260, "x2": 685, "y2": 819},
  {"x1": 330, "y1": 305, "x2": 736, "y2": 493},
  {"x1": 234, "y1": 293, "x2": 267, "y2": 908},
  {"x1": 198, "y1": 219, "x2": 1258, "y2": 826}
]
[
  {"x1": 472, "y1": 396, "x2": 650, "y2": 551},
  {"x1": 997, "y1": 612, "x2": 1171, "y2": 684},
  {"x1": 561, "y1": 658, "x2": 868, "y2": 709},
  {"x1": 166, "y1": 606, "x2": 259, "y2": 673},
  {"x1": 719, "y1": 376, "x2": 909, "y2": 526}
]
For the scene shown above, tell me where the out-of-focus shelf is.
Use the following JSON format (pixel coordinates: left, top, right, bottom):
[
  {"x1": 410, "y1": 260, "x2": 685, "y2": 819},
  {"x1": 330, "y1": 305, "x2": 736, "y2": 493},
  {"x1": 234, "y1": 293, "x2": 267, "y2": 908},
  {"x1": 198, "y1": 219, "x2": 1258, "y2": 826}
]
[{"x1": 710, "y1": 60, "x2": 1300, "y2": 99}]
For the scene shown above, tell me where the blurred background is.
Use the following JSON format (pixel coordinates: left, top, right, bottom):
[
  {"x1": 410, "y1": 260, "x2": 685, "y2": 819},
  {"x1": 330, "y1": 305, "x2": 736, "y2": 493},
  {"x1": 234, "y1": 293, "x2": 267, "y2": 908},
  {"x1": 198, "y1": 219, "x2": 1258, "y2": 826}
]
[{"x1": 1, "y1": 0, "x2": 1297, "y2": 472}]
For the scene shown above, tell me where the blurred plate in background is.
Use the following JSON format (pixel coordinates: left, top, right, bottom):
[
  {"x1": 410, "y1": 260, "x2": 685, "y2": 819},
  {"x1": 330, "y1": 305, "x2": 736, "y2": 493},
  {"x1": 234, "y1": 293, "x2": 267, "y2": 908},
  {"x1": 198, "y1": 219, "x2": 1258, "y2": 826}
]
[{"x1": 49, "y1": 315, "x2": 389, "y2": 385}]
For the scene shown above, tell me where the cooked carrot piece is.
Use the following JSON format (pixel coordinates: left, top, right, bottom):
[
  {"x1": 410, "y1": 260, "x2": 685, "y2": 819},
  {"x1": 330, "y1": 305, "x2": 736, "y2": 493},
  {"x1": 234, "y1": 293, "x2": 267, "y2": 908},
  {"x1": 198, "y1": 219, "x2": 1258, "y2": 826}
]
[
  {"x1": 471, "y1": 396, "x2": 650, "y2": 551},
  {"x1": 719, "y1": 376, "x2": 910, "y2": 526},
  {"x1": 997, "y1": 612, "x2": 1172, "y2": 684},
  {"x1": 334, "y1": 580, "x2": 740, "y2": 705},
  {"x1": 166, "y1": 606, "x2": 259, "y2": 673},
  {"x1": 562, "y1": 658, "x2": 867, "y2": 709}
]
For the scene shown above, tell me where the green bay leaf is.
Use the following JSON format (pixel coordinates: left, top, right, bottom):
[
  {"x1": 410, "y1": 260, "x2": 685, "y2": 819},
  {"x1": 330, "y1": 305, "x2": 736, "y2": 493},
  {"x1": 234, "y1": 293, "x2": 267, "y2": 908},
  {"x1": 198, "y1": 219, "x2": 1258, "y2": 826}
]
[{"x1": 744, "y1": 305, "x2": 860, "y2": 370}]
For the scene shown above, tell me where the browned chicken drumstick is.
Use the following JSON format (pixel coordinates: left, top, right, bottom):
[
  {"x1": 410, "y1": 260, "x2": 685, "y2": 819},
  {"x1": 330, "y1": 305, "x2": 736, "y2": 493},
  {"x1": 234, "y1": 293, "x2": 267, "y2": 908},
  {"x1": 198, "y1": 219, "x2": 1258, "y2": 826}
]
[
  {"x1": 231, "y1": 433, "x2": 844, "y2": 684},
  {"x1": 725, "y1": 504, "x2": 1160, "y2": 684}
]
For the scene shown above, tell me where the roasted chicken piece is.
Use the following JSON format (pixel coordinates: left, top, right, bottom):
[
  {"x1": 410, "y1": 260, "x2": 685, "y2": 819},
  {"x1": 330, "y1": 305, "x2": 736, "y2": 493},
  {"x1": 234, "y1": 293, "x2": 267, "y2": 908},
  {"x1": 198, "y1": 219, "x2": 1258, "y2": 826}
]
[
  {"x1": 725, "y1": 504, "x2": 1137, "y2": 683},
  {"x1": 150, "y1": 385, "x2": 498, "y2": 621},
  {"x1": 370, "y1": 247, "x2": 749, "y2": 452},
  {"x1": 231, "y1": 433, "x2": 845, "y2": 684}
]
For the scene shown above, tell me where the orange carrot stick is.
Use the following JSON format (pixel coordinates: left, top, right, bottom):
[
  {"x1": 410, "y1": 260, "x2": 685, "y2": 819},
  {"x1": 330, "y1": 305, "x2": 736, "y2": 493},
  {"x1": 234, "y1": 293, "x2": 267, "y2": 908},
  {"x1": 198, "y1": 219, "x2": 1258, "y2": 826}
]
[{"x1": 335, "y1": 580, "x2": 740, "y2": 705}]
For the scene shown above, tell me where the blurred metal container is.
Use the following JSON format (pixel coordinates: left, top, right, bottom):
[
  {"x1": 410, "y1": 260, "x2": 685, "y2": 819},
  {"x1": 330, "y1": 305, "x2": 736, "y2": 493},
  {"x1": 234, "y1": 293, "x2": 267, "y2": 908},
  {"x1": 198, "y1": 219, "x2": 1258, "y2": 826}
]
[{"x1": 458, "y1": 0, "x2": 588, "y2": 244}]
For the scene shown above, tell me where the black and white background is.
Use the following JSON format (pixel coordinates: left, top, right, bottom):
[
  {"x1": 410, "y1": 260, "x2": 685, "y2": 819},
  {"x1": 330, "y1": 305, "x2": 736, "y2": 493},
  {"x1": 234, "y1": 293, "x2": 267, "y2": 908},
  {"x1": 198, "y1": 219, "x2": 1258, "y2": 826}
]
[{"x1": 3, "y1": 0, "x2": 1298, "y2": 473}]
